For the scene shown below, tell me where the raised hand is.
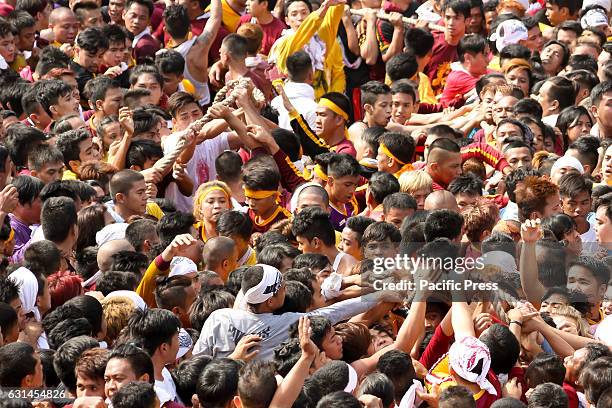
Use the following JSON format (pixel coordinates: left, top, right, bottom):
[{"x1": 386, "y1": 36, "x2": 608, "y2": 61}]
[
  {"x1": 119, "y1": 107, "x2": 134, "y2": 136},
  {"x1": 162, "y1": 233, "x2": 198, "y2": 261},
  {"x1": 521, "y1": 218, "x2": 542, "y2": 243},
  {"x1": 0, "y1": 184, "x2": 18, "y2": 214},
  {"x1": 298, "y1": 316, "x2": 318, "y2": 359}
]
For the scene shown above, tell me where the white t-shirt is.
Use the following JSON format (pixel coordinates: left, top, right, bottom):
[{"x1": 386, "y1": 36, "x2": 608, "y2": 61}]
[
  {"x1": 162, "y1": 133, "x2": 230, "y2": 213},
  {"x1": 581, "y1": 212, "x2": 598, "y2": 255},
  {"x1": 154, "y1": 367, "x2": 179, "y2": 406}
]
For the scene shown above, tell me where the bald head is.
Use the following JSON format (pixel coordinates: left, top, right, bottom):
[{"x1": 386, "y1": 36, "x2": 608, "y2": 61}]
[
  {"x1": 49, "y1": 7, "x2": 76, "y2": 25},
  {"x1": 97, "y1": 239, "x2": 134, "y2": 272},
  {"x1": 296, "y1": 185, "x2": 330, "y2": 213},
  {"x1": 202, "y1": 236, "x2": 236, "y2": 271},
  {"x1": 424, "y1": 190, "x2": 459, "y2": 212}
]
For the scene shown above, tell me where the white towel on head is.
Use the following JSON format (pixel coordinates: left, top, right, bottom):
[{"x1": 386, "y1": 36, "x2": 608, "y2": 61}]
[
  {"x1": 95, "y1": 223, "x2": 128, "y2": 246},
  {"x1": 9, "y1": 267, "x2": 41, "y2": 321},
  {"x1": 244, "y1": 265, "x2": 283, "y2": 305},
  {"x1": 551, "y1": 155, "x2": 584, "y2": 176},
  {"x1": 105, "y1": 290, "x2": 147, "y2": 311}
]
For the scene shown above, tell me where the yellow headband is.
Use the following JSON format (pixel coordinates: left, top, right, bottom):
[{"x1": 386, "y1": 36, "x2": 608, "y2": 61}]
[
  {"x1": 319, "y1": 98, "x2": 349, "y2": 121},
  {"x1": 380, "y1": 143, "x2": 406, "y2": 165},
  {"x1": 313, "y1": 164, "x2": 328, "y2": 182},
  {"x1": 201, "y1": 186, "x2": 230, "y2": 199},
  {"x1": 244, "y1": 188, "x2": 279, "y2": 199}
]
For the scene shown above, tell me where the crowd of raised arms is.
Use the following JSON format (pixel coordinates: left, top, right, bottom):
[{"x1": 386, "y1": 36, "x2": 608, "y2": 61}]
[{"x1": 0, "y1": 0, "x2": 611, "y2": 406}]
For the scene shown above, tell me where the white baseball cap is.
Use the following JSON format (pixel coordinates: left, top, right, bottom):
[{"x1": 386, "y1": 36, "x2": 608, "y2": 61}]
[
  {"x1": 581, "y1": 8, "x2": 609, "y2": 29},
  {"x1": 583, "y1": 0, "x2": 611, "y2": 12},
  {"x1": 169, "y1": 256, "x2": 198, "y2": 277},
  {"x1": 490, "y1": 19, "x2": 528, "y2": 53}
]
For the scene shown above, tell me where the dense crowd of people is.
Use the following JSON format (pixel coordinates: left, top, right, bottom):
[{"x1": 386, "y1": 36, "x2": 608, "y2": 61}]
[{"x1": 0, "y1": 0, "x2": 609, "y2": 406}]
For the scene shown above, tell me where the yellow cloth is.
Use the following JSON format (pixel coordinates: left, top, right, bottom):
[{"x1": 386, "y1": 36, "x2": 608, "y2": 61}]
[
  {"x1": 244, "y1": 249, "x2": 257, "y2": 266},
  {"x1": 181, "y1": 79, "x2": 196, "y2": 96},
  {"x1": 335, "y1": 230, "x2": 342, "y2": 248},
  {"x1": 426, "y1": 355, "x2": 486, "y2": 401},
  {"x1": 270, "y1": 4, "x2": 346, "y2": 100},
  {"x1": 487, "y1": 55, "x2": 501, "y2": 71},
  {"x1": 62, "y1": 169, "x2": 78, "y2": 180},
  {"x1": 206, "y1": 0, "x2": 242, "y2": 32},
  {"x1": 10, "y1": 54, "x2": 27, "y2": 72},
  {"x1": 137, "y1": 258, "x2": 168, "y2": 307},
  {"x1": 145, "y1": 202, "x2": 164, "y2": 221}
]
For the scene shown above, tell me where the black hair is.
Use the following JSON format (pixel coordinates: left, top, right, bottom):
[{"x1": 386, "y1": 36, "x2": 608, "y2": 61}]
[
  {"x1": 215, "y1": 150, "x2": 243, "y2": 183},
  {"x1": 527, "y1": 383, "x2": 568, "y2": 408},
  {"x1": 4, "y1": 123, "x2": 46, "y2": 168},
  {"x1": 368, "y1": 172, "x2": 400, "y2": 204},
  {"x1": 275, "y1": 280, "x2": 311, "y2": 313},
  {"x1": 0, "y1": 302, "x2": 17, "y2": 340},
  {"x1": 424, "y1": 210, "x2": 464, "y2": 242},
  {"x1": 216, "y1": 211, "x2": 253, "y2": 241},
  {"x1": 125, "y1": 0, "x2": 154, "y2": 16},
  {"x1": 292, "y1": 207, "x2": 336, "y2": 247},
  {"x1": 319, "y1": 91, "x2": 351, "y2": 122},
  {"x1": 362, "y1": 221, "x2": 402, "y2": 245},
  {"x1": 157, "y1": 211, "x2": 197, "y2": 248},
  {"x1": 108, "y1": 343, "x2": 154, "y2": 383},
  {"x1": 478, "y1": 324, "x2": 520, "y2": 375},
  {"x1": 56, "y1": 128, "x2": 91, "y2": 168},
  {"x1": 111, "y1": 381, "x2": 157, "y2": 408},
  {"x1": 442, "y1": 0, "x2": 471, "y2": 18},
  {"x1": 377, "y1": 349, "x2": 416, "y2": 401},
  {"x1": 566, "y1": 69, "x2": 599, "y2": 94},
  {"x1": 439, "y1": 386, "x2": 476, "y2": 408},
  {"x1": 172, "y1": 355, "x2": 213, "y2": 406},
  {"x1": 286, "y1": 50, "x2": 313, "y2": 82},
  {"x1": 127, "y1": 307, "x2": 181, "y2": 356},
  {"x1": 271, "y1": 128, "x2": 301, "y2": 162},
  {"x1": 52, "y1": 335, "x2": 99, "y2": 394},
  {"x1": 569, "y1": 255, "x2": 611, "y2": 286},
  {"x1": 567, "y1": 54, "x2": 597, "y2": 74},
  {"x1": 390, "y1": 80, "x2": 417, "y2": 103},
  {"x1": 27, "y1": 144, "x2": 64, "y2": 172},
  {"x1": 292, "y1": 253, "x2": 331, "y2": 271},
  {"x1": 129, "y1": 64, "x2": 163, "y2": 87},
  {"x1": 379, "y1": 132, "x2": 415, "y2": 165},
  {"x1": 525, "y1": 353, "x2": 565, "y2": 388},
  {"x1": 189, "y1": 288, "x2": 235, "y2": 331},
  {"x1": 41, "y1": 196, "x2": 77, "y2": 243},
  {"x1": 404, "y1": 27, "x2": 435, "y2": 58},
  {"x1": 357, "y1": 373, "x2": 395, "y2": 408},
  {"x1": 15, "y1": 0, "x2": 48, "y2": 16},
  {"x1": 33, "y1": 79, "x2": 73, "y2": 117},
  {"x1": 0, "y1": 343, "x2": 38, "y2": 387},
  {"x1": 513, "y1": 98, "x2": 543, "y2": 119},
  {"x1": 579, "y1": 357, "x2": 612, "y2": 407},
  {"x1": 386, "y1": 53, "x2": 419, "y2": 81},
  {"x1": 65, "y1": 295, "x2": 104, "y2": 337},
  {"x1": 383, "y1": 192, "x2": 417, "y2": 213},
  {"x1": 448, "y1": 173, "x2": 484, "y2": 196},
  {"x1": 256, "y1": 243, "x2": 301, "y2": 269},
  {"x1": 96, "y1": 271, "x2": 139, "y2": 296},
  {"x1": 222, "y1": 33, "x2": 248, "y2": 60},
  {"x1": 458, "y1": 34, "x2": 487, "y2": 62},
  {"x1": 242, "y1": 162, "x2": 280, "y2": 192},
  {"x1": 76, "y1": 26, "x2": 109, "y2": 54},
  {"x1": 315, "y1": 391, "x2": 361, "y2": 408},
  {"x1": 101, "y1": 23, "x2": 128, "y2": 45},
  {"x1": 126, "y1": 140, "x2": 163, "y2": 169},
  {"x1": 196, "y1": 358, "x2": 242, "y2": 408},
  {"x1": 541, "y1": 213, "x2": 576, "y2": 242},
  {"x1": 163, "y1": 4, "x2": 190, "y2": 40},
  {"x1": 11, "y1": 175, "x2": 44, "y2": 205},
  {"x1": 155, "y1": 49, "x2": 185, "y2": 76},
  {"x1": 505, "y1": 167, "x2": 542, "y2": 202},
  {"x1": 254, "y1": 231, "x2": 289, "y2": 253}
]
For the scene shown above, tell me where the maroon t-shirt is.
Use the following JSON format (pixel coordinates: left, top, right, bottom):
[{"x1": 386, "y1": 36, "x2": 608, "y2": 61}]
[
  {"x1": 424, "y1": 31, "x2": 458, "y2": 94},
  {"x1": 238, "y1": 14, "x2": 287, "y2": 56}
]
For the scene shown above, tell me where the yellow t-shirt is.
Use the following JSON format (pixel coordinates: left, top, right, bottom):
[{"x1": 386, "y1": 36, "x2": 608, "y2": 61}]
[
  {"x1": 384, "y1": 72, "x2": 436, "y2": 105},
  {"x1": 145, "y1": 202, "x2": 164, "y2": 221},
  {"x1": 62, "y1": 169, "x2": 78, "y2": 180},
  {"x1": 206, "y1": 0, "x2": 242, "y2": 32}
]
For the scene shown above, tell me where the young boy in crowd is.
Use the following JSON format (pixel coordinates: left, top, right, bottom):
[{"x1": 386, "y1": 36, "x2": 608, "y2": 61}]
[
  {"x1": 325, "y1": 154, "x2": 361, "y2": 231},
  {"x1": 70, "y1": 27, "x2": 109, "y2": 97},
  {"x1": 56, "y1": 129, "x2": 101, "y2": 180},
  {"x1": 348, "y1": 81, "x2": 392, "y2": 141}
]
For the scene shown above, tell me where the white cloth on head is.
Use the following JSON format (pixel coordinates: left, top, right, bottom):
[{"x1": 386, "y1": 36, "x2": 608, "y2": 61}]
[
  {"x1": 447, "y1": 336, "x2": 497, "y2": 396},
  {"x1": 489, "y1": 19, "x2": 528, "y2": 53},
  {"x1": 95, "y1": 223, "x2": 128, "y2": 246},
  {"x1": 344, "y1": 363, "x2": 359, "y2": 393},
  {"x1": 583, "y1": 0, "x2": 611, "y2": 12},
  {"x1": 479, "y1": 251, "x2": 518, "y2": 275},
  {"x1": 9, "y1": 267, "x2": 41, "y2": 321},
  {"x1": 105, "y1": 290, "x2": 147, "y2": 310},
  {"x1": 398, "y1": 379, "x2": 424, "y2": 408},
  {"x1": 551, "y1": 155, "x2": 584, "y2": 176},
  {"x1": 244, "y1": 264, "x2": 283, "y2": 304},
  {"x1": 321, "y1": 272, "x2": 344, "y2": 301},
  {"x1": 581, "y1": 8, "x2": 609, "y2": 28},
  {"x1": 177, "y1": 328, "x2": 194, "y2": 359},
  {"x1": 170, "y1": 256, "x2": 198, "y2": 277}
]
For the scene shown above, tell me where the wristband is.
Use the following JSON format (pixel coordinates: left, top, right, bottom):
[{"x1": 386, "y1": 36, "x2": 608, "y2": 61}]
[{"x1": 510, "y1": 320, "x2": 523, "y2": 327}]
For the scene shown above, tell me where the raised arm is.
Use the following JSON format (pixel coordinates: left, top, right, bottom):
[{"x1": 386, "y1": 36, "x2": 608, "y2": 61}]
[
  {"x1": 519, "y1": 219, "x2": 546, "y2": 307},
  {"x1": 185, "y1": 0, "x2": 222, "y2": 83}
]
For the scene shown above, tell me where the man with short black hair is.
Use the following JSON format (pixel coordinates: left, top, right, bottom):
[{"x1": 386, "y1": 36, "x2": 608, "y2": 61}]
[
  {"x1": 123, "y1": 0, "x2": 160, "y2": 63},
  {"x1": 9, "y1": 175, "x2": 44, "y2": 262},
  {"x1": 382, "y1": 192, "x2": 417, "y2": 229},
  {"x1": 590, "y1": 80, "x2": 612, "y2": 139},
  {"x1": 0, "y1": 342, "x2": 43, "y2": 388},
  {"x1": 56, "y1": 129, "x2": 101, "y2": 180}
]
